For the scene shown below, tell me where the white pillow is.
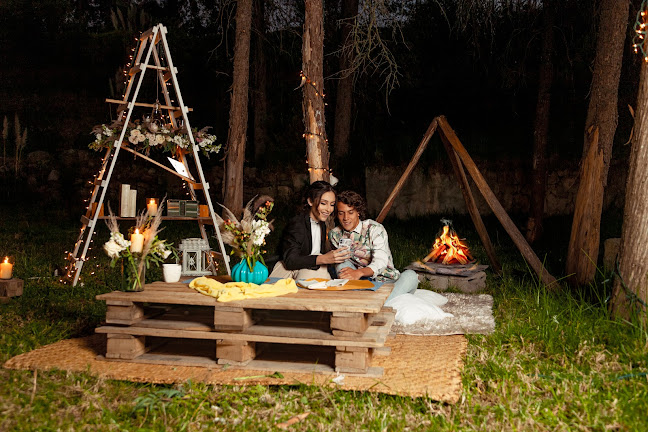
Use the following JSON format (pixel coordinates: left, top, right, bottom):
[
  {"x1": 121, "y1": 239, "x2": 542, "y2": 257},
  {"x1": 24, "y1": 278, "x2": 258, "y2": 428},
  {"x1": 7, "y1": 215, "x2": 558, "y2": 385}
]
[
  {"x1": 386, "y1": 293, "x2": 453, "y2": 325},
  {"x1": 413, "y1": 288, "x2": 448, "y2": 307}
]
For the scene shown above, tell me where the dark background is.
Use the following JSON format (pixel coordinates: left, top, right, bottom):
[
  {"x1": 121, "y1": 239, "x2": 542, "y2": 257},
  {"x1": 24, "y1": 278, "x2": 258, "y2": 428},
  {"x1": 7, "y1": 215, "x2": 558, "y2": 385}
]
[{"x1": 0, "y1": 0, "x2": 641, "y2": 218}]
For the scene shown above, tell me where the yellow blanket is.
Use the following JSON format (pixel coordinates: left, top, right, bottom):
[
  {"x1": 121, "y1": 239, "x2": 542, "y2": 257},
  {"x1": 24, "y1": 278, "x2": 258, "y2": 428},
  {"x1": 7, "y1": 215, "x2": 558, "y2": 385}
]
[{"x1": 188, "y1": 277, "x2": 298, "y2": 302}]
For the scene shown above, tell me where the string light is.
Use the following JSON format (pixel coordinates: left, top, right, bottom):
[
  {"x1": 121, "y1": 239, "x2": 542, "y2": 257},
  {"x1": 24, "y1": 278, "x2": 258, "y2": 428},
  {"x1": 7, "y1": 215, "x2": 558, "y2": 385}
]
[
  {"x1": 633, "y1": 1, "x2": 648, "y2": 62},
  {"x1": 298, "y1": 71, "x2": 326, "y2": 99},
  {"x1": 298, "y1": 72, "x2": 330, "y2": 177}
]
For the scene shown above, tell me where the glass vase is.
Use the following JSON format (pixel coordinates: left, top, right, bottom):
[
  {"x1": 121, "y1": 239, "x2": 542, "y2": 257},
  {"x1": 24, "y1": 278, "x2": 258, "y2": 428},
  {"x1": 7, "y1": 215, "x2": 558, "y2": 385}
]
[
  {"x1": 231, "y1": 259, "x2": 268, "y2": 285},
  {"x1": 122, "y1": 257, "x2": 146, "y2": 292}
]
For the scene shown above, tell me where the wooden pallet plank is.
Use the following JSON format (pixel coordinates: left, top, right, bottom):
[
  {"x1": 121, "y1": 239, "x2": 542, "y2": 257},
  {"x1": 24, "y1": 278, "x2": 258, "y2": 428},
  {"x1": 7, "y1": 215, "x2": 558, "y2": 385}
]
[
  {"x1": 106, "y1": 334, "x2": 145, "y2": 360},
  {"x1": 106, "y1": 304, "x2": 144, "y2": 324},
  {"x1": 335, "y1": 347, "x2": 371, "y2": 373},
  {"x1": 214, "y1": 308, "x2": 253, "y2": 331},
  {"x1": 96, "y1": 282, "x2": 393, "y2": 313},
  {"x1": 217, "y1": 340, "x2": 256, "y2": 362},
  {"x1": 330, "y1": 312, "x2": 369, "y2": 334},
  {"x1": 95, "y1": 325, "x2": 388, "y2": 348}
]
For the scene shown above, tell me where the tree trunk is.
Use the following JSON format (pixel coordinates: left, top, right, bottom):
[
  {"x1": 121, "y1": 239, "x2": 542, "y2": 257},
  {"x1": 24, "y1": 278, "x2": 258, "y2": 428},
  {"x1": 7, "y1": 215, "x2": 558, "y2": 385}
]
[
  {"x1": 252, "y1": 0, "x2": 268, "y2": 167},
  {"x1": 223, "y1": 0, "x2": 253, "y2": 215},
  {"x1": 525, "y1": 0, "x2": 554, "y2": 245},
  {"x1": 610, "y1": 60, "x2": 648, "y2": 320},
  {"x1": 303, "y1": 0, "x2": 330, "y2": 183},
  {"x1": 333, "y1": 0, "x2": 359, "y2": 162},
  {"x1": 565, "y1": 0, "x2": 629, "y2": 285}
]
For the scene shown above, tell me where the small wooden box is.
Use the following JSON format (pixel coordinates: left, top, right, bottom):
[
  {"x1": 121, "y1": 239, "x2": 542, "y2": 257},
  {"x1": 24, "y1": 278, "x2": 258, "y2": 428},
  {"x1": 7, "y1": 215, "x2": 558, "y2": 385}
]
[
  {"x1": 167, "y1": 199, "x2": 182, "y2": 216},
  {"x1": 0, "y1": 278, "x2": 24, "y2": 298},
  {"x1": 199, "y1": 205, "x2": 209, "y2": 217},
  {"x1": 184, "y1": 200, "x2": 199, "y2": 217}
]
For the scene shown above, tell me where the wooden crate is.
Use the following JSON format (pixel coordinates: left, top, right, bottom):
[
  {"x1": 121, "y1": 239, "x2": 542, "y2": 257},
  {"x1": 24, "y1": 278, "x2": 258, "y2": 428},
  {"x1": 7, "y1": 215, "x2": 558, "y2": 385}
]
[
  {"x1": 0, "y1": 278, "x2": 23, "y2": 302},
  {"x1": 95, "y1": 281, "x2": 395, "y2": 375}
]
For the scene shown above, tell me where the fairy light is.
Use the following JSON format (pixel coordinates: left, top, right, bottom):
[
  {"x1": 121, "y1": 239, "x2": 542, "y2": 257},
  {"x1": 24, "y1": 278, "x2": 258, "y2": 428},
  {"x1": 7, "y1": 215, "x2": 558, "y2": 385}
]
[
  {"x1": 298, "y1": 72, "x2": 331, "y2": 177},
  {"x1": 298, "y1": 71, "x2": 326, "y2": 99},
  {"x1": 633, "y1": 1, "x2": 648, "y2": 62}
]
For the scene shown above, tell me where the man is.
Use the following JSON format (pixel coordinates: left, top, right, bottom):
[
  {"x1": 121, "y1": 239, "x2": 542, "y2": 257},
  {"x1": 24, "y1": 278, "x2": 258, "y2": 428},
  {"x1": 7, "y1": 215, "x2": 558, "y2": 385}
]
[{"x1": 329, "y1": 190, "x2": 419, "y2": 303}]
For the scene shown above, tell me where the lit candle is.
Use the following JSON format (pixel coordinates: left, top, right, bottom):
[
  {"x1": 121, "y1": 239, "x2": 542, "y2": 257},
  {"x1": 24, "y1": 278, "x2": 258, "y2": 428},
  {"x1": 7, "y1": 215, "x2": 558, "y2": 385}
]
[
  {"x1": 147, "y1": 198, "x2": 158, "y2": 215},
  {"x1": 130, "y1": 229, "x2": 144, "y2": 253},
  {"x1": 0, "y1": 257, "x2": 13, "y2": 279}
]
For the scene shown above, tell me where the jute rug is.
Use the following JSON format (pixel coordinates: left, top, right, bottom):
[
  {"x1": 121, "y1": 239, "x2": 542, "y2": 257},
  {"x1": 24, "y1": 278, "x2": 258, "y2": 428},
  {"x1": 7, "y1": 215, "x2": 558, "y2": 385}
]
[
  {"x1": 392, "y1": 293, "x2": 495, "y2": 336},
  {"x1": 3, "y1": 333, "x2": 467, "y2": 404}
]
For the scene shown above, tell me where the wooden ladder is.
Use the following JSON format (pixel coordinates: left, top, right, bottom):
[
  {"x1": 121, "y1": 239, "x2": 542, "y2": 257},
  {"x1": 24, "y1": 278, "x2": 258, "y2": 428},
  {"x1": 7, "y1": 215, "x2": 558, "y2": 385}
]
[{"x1": 65, "y1": 24, "x2": 230, "y2": 286}]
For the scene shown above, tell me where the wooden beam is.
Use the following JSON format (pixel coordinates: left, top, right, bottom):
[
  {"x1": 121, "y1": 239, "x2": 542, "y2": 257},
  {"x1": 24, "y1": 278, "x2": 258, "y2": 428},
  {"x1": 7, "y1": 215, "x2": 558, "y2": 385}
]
[
  {"x1": 376, "y1": 118, "x2": 438, "y2": 223},
  {"x1": 119, "y1": 145, "x2": 198, "y2": 186},
  {"x1": 437, "y1": 116, "x2": 556, "y2": 286},
  {"x1": 105, "y1": 98, "x2": 193, "y2": 112},
  {"x1": 439, "y1": 132, "x2": 502, "y2": 275}
]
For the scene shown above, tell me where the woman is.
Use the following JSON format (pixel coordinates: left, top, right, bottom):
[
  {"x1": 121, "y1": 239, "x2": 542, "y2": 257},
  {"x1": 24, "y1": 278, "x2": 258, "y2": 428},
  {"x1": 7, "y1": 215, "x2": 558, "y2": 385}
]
[{"x1": 270, "y1": 181, "x2": 350, "y2": 280}]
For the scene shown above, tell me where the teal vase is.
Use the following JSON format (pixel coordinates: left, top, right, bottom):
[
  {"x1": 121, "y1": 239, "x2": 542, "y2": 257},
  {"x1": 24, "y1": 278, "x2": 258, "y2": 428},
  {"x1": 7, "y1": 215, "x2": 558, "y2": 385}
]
[{"x1": 231, "y1": 260, "x2": 268, "y2": 285}]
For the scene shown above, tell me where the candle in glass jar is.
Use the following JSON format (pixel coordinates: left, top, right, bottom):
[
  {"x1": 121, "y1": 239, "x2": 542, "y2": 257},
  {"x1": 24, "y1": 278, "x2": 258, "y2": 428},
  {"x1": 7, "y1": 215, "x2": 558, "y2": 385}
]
[
  {"x1": 130, "y1": 229, "x2": 144, "y2": 253},
  {"x1": 0, "y1": 256, "x2": 13, "y2": 279},
  {"x1": 147, "y1": 198, "x2": 158, "y2": 215}
]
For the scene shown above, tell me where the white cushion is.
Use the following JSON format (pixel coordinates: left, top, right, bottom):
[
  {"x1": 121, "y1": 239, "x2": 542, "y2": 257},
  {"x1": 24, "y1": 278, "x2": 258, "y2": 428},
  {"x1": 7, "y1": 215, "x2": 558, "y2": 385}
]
[
  {"x1": 386, "y1": 293, "x2": 453, "y2": 325},
  {"x1": 413, "y1": 288, "x2": 448, "y2": 306}
]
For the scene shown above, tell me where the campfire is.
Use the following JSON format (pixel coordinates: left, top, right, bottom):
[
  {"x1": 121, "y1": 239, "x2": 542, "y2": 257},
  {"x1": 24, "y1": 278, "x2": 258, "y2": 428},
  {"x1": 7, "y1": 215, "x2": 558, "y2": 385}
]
[{"x1": 424, "y1": 220, "x2": 474, "y2": 265}]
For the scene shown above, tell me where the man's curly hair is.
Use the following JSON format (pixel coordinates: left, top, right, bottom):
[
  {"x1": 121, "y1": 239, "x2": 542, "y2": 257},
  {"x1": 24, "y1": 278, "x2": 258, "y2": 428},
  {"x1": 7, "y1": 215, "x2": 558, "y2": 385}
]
[{"x1": 337, "y1": 190, "x2": 367, "y2": 220}]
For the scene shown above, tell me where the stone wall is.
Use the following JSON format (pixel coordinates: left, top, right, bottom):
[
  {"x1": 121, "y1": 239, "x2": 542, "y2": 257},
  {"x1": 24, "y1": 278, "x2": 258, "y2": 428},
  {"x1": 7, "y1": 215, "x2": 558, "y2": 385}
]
[
  {"x1": 365, "y1": 158, "x2": 628, "y2": 219},
  {"x1": 2, "y1": 149, "x2": 628, "y2": 221}
]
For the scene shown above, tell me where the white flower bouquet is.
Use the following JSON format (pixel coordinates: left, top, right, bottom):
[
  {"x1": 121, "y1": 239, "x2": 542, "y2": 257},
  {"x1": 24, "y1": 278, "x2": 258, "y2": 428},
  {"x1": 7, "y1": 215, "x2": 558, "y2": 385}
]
[
  {"x1": 216, "y1": 196, "x2": 274, "y2": 271},
  {"x1": 90, "y1": 120, "x2": 220, "y2": 158},
  {"x1": 103, "y1": 203, "x2": 177, "y2": 291}
]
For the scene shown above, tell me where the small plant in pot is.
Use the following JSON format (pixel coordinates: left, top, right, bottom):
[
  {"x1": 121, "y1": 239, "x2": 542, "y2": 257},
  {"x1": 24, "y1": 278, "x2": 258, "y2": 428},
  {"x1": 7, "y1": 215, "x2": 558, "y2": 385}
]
[{"x1": 162, "y1": 248, "x2": 182, "y2": 283}]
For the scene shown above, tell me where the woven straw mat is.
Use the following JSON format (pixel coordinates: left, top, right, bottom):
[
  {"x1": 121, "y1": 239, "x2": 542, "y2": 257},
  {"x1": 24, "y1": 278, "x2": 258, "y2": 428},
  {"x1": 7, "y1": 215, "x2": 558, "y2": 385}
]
[{"x1": 3, "y1": 334, "x2": 467, "y2": 404}]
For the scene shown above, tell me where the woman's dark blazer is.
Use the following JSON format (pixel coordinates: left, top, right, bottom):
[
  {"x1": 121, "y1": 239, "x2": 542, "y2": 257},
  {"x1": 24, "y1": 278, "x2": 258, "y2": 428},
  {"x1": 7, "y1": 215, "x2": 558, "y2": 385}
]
[{"x1": 280, "y1": 212, "x2": 328, "y2": 270}]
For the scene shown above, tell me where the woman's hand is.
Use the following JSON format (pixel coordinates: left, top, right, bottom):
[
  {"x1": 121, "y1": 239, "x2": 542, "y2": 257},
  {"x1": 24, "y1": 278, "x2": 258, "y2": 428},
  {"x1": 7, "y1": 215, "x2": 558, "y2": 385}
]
[
  {"x1": 338, "y1": 266, "x2": 373, "y2": 280},
  {"x1": 316, "y1": 248, "x2": 351, "y2": 265}
]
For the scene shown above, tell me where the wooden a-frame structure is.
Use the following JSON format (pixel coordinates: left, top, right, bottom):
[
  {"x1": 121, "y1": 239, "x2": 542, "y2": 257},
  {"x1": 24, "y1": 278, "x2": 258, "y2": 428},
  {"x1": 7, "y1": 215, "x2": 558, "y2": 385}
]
[
  {"x1": 66, "y1": 24, "x2": 230, "y2": 286},
  {"x1": 376, "y1": 115, "x2": 557, "y2": 286}
]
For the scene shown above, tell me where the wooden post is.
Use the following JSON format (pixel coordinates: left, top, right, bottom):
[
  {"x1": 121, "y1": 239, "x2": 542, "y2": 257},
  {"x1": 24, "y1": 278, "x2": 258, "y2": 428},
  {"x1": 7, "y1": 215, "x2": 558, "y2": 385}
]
[
  {"x1": 437, "y1": 116, "x2": 556, "y2": 286},
  {"x1": 376, "y1": 119, "x2": 438, "y2": 223},
  {"x1": 439, "y1": 132, "x2": 502, "y2": 275}
]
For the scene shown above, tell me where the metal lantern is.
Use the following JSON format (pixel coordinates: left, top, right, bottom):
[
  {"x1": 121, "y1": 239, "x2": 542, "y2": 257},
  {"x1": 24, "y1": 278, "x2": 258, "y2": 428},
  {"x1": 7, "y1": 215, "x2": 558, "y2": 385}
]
[{"x1": 179, "y1": 238, "x2": 212, "y2": 276}]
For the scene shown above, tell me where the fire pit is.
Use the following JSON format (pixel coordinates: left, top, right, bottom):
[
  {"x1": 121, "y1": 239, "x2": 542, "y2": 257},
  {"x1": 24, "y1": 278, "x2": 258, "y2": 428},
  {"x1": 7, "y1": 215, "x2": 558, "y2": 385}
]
[{"x1": 406, "y1": 219, "x2": 488, "y2": 293}]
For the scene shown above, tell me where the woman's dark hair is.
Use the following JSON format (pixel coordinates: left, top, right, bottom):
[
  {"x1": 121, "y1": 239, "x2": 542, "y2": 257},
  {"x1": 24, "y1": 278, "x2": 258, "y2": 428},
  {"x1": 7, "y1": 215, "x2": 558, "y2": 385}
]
[
  {"x1": 304, "y1": 180, "x2": 336, "y2": 213},
  {"x1": 337, "y1": 190, "x2": 367, "y2": 220}
]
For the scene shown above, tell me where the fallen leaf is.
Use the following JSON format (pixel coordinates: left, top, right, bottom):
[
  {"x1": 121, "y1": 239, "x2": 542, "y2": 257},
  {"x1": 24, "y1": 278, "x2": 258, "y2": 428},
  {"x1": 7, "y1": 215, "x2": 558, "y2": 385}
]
[{"x1": 275, "y1": 412, "x2": 310, "y2": 430}]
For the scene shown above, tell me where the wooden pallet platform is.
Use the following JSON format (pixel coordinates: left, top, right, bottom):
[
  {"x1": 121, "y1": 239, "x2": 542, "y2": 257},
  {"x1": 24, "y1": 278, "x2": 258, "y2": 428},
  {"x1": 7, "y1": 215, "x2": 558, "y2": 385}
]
[{"x1": 96, "y1": 281, "x2": 395, "y2": 375}]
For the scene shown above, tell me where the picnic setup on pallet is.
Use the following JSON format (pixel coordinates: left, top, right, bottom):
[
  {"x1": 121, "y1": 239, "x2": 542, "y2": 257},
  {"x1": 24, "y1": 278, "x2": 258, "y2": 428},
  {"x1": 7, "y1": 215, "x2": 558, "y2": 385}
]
[
  {"x1": 53, "y1": 23, "x2": 403, "y2": 376},
  {"x1": 95, "y1": 279, "x2": 396, "y2": 376},
  {"x1": 54, "y1": 22, "x2": 545, "y2": 382}
]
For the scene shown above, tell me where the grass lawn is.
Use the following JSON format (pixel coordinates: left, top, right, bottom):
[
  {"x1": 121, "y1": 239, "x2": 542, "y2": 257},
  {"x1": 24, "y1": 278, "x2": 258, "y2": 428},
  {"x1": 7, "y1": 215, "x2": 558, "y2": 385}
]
[{"x1": 0, "y1": 205, "x2": 646, "y2": 431}]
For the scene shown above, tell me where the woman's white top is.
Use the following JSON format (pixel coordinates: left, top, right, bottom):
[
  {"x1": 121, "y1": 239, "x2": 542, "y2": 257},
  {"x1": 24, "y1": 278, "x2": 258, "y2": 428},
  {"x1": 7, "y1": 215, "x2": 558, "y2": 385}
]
[{"x1": 309, "y1": 217, "x2": 321, "y2": 255}]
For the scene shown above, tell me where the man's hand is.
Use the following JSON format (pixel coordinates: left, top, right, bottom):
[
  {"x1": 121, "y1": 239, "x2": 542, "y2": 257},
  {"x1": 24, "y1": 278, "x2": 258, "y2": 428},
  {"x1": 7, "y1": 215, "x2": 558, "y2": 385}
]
[
  {"x1": 316, "y1": 248, "x2": 351, "y2": 265},
  {"x1": 338, "y1": 267, "x2": 368, "y2": 280}
]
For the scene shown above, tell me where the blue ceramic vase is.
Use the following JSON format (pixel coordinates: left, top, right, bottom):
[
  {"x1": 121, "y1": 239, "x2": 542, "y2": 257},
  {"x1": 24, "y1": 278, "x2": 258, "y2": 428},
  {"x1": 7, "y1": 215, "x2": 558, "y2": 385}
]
[{"x1": 231, "y1": 260, "x2": 268, "y2": 285}]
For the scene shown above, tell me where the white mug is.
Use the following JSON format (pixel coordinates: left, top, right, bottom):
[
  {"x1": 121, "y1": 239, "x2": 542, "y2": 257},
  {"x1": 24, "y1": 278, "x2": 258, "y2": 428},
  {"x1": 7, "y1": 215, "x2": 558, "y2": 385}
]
[{"x1": 162, "y1": 263, "x2": 182, "y2": 283}]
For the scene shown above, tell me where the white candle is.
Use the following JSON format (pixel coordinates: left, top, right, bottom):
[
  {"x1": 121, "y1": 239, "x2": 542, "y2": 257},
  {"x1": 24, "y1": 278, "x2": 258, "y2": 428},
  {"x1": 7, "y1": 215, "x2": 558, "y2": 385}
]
[
  {"x1": 130, "y1": 229, "x2": 144, "y2": 253},
  {"x1": 0, "y1": 257, "x2": 13, "y2": 279},
  {"x1": 120, "y1": 184, "x2": 130, "y2": 217},
  {"x1": 147, "y1": 198, "x2": 158, "y2": 215}
]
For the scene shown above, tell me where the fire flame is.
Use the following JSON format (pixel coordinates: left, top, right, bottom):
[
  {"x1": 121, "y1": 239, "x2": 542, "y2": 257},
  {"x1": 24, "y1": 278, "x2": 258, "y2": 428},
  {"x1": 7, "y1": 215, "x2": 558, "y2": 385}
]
[{"x1": 425, "y1": 225, "x2": 473, "y2": 265}]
